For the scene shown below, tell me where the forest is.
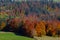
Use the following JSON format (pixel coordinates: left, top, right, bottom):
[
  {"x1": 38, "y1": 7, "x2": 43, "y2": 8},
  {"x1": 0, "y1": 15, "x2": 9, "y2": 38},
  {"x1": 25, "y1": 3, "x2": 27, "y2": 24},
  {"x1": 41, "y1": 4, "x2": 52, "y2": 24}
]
[{"x1": 0, "y1": 0, "x2": 60, "y2": 38}]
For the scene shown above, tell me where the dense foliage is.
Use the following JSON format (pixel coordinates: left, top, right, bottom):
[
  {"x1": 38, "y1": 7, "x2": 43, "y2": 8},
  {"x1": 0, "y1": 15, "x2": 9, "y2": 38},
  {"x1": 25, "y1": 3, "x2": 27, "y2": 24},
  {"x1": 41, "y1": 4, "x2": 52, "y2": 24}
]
[{"x1": 0, "y1": 0, "x2": 60, "y2": 37}]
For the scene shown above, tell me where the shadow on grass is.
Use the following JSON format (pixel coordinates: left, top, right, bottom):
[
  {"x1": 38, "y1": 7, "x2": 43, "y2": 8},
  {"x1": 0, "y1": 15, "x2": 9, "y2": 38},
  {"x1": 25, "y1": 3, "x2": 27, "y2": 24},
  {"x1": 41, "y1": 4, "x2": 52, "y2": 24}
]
[{"x1": 1, "y1": 24, "x2": 33, "y2": 38}]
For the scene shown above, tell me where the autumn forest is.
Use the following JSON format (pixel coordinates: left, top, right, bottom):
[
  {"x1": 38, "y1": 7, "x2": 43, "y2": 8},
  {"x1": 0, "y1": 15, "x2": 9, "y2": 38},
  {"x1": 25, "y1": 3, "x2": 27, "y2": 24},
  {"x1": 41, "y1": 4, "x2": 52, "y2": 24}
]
[{"x1": 0, "y1": 0, "x2": 60, "y2": 38}]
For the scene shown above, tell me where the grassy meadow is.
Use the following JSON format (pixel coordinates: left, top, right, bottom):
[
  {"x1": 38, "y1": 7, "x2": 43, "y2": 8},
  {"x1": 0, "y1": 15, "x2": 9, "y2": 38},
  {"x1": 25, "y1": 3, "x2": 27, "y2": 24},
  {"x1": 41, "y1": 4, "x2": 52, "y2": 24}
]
[{"x1": 0, "y1": 32, "x2": 33, "y2": 40}]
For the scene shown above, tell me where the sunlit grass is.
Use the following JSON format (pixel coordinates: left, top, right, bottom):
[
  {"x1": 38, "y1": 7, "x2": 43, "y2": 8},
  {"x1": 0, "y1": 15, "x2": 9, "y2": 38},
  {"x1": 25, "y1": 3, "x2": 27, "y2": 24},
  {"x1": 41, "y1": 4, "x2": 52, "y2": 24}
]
[{"x1": 0, "y1": 32, "x2": 33, "y2": 40}]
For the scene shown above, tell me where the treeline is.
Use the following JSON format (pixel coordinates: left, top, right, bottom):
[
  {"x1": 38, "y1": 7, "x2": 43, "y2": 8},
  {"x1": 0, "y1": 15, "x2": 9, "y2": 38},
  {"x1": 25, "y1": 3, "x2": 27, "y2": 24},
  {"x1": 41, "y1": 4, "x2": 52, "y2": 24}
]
[
  {"x1": 0, "y1": 17, "x2": 60, "y2": 37},
  {"x1": 0, "y1": 1, "x2": 60, "y2": 37}
]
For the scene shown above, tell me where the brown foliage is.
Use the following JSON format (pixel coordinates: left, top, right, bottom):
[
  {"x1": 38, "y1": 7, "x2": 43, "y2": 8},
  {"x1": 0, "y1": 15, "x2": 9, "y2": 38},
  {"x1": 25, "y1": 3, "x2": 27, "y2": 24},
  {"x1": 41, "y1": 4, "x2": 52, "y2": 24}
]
[
  {"x1": 0, "y1": 22, "x2": 6, "y2": 30},
  {"x1": 35, "y1": 21, "x2": 46, "y2": 37}
]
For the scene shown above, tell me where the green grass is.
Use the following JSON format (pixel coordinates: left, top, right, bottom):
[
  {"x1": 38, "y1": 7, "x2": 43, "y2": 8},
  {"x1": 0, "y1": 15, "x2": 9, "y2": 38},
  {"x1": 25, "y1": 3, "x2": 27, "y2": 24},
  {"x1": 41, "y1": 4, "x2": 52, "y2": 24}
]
[
  {"x1": 0, "y1": 32, "x2": 34, "y2": 40},
  {"x1": 0, "y1": 32, "x2": 59, "y2": 40}
]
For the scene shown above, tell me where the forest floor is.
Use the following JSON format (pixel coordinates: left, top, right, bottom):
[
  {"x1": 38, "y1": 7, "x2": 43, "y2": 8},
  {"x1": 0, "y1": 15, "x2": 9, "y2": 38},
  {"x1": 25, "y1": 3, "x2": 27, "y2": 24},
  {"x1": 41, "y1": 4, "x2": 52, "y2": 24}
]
[{"x1": 33, "y1": 36, "x2": 60, "y2": 40}]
